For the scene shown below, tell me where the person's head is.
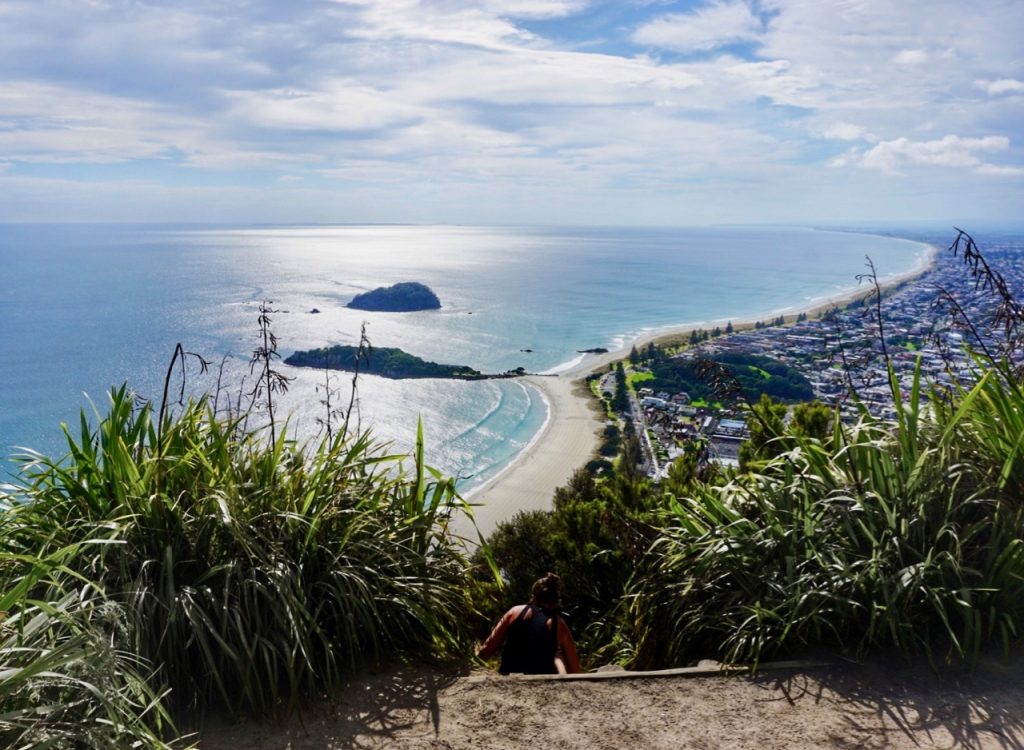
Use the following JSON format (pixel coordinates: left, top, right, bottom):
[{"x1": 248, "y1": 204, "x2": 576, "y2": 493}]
[{"x1": 530, "y1": 572, "x2": 561, "y2": 608}]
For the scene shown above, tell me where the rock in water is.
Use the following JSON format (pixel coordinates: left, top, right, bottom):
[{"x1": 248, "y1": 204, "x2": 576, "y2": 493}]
[{"x1": 346, "y1": 282, "x2": 441, "y2": 312}]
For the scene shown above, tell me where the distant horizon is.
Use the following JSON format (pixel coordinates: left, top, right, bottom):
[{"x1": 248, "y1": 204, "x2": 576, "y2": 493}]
[{"x1": 2, "y1": 219, "x2": 1023, "y2": 232}]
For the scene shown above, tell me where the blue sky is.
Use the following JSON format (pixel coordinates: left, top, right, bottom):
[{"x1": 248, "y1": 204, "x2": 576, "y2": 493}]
[{"x1": 1, "y1": 0, "x2": 1022, "y2": 225}]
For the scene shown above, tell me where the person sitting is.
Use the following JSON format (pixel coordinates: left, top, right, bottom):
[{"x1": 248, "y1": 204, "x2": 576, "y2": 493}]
[{"x1": 477, "y1": 572, "x2": 581, "y2": 675}]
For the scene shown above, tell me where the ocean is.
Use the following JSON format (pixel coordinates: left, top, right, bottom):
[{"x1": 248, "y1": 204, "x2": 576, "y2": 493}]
[{"x1": 1, "y1": 224, "x2": 928, "y2": 489}]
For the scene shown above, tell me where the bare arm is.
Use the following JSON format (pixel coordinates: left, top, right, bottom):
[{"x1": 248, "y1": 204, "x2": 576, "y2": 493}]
[
  {"x1": 556, "y1": 618, "x2": 582, "y2": 674},
  {"x1": 477, "y1": 605, "x2": 525, "y2": 660}
]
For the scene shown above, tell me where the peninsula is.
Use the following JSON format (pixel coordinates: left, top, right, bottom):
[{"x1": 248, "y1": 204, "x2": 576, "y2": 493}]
[
  {"x1": 285, "y1": 344, "x2": 528, "y2": 380},
  {"x1": 346, "y1": 282, "x2": 441, "y2": 312}
]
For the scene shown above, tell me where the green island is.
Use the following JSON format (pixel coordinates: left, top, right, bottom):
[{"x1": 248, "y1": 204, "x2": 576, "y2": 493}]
[
  {"x1": 346, "y1": 281, "x2": 441, "y2": 312},
  {"x1": 284, "y1": 344, "x2": 521, "y2": 379}
]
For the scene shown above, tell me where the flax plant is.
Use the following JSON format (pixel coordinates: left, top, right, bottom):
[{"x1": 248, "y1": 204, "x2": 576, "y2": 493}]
[
  {"x1": 0, "y1": 540, "x2": 181, "y2": 748},
  {"x1": 6, "y1": 386, "x2": 477, "y2": 717}
]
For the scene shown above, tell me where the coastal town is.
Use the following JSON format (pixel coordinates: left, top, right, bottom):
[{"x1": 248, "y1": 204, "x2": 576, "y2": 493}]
[{"x1": 603, "y1": 232, "x2": 1024, "y2": 478}]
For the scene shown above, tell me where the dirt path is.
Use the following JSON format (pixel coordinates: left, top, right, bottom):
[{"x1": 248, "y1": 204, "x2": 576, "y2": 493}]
[{"x1": 198, "y1": 655, "x2": 1024, "y2": 749}]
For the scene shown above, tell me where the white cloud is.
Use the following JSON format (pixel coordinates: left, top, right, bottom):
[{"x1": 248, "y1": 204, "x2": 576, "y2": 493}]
[
  {"x1": 181, "y1": 148, "x2": 312, "y2": 170},
  {"x1": 825, "y1": 153, "x2": 852, "y2": 169},
  {"x1": 0, "y1": 81, "x2": 194, "y2": 163},
  {"x1": 341, "y1": 1, "x2": 537, "y2": 49},
  {"x1": 975, "y1": 78, "x2": 1024, "y2": 96},
  {"x1": 483, "y1": 0, "x2": 589, "y2": 19},
  {"x1": 755, "y1": 0, "x2": 1024, "y2": 122},
  {"x1": 397, "y1": 48, "x2": 702, "y2": 108},
  {"x1": 221, "y1": 85, "x2": 423, "y2": 132},
  {"x1": 822, "y1": 122, "x2": 870, "y2": 141},
  {"x1": 632, "y1": 0, "x2": 762, "y2": 53},
  {"x1": 837, "y1": 134, "x2": 1012, "y2": 175},
  {"x1": 719, "y1": 58, "x2": 822, "y2": 106},
  {"x1": 0, "y1": 0, "x2": 1022, "y2": 223},
  {"x1": 0, "y1": 80, "x2": 330, "y2": 170},
  {"x1": 975, "y1": 163, "x2": 1024, "y2": 177},
  {"x1": 893, "y1": 49, "x2": 928, "y2": 65}
]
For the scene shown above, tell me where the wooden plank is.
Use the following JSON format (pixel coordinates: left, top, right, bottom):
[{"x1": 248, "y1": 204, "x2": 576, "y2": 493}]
[{"x1": 466, "y1": 659, "x2": 827, "y2": 684}]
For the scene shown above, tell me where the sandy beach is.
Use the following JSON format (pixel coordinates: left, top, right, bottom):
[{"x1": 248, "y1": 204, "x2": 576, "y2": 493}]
[
  {"x1": 456, "y1": 373, "x2": 603, "y2": 539},
  {"x1": 459, "y1": 241, "x2": 938, "y2": 540}
]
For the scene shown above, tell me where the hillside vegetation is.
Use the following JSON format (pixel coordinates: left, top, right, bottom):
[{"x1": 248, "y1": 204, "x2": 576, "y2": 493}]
[{"x1": 1, "y1": 384, "x2": 483, "y2": 746}]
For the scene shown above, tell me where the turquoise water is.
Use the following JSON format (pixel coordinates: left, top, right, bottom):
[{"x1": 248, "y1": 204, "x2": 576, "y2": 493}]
[{"x1": 0, "y1": 224, "x2": 927, "y2": 488}]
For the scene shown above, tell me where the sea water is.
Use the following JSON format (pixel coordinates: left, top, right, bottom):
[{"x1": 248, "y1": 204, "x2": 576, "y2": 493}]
[{"x1": 0, "y1": 224, "x2": 927, "y2": 489}]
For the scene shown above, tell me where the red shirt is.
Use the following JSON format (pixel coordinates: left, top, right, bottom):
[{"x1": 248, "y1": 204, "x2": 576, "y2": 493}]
[{"x1": 478, "y1": 604, "x2": 582, "y2": 674}]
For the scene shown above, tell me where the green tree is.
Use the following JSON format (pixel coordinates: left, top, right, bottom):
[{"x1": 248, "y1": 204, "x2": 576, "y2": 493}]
[
  {"x1": 662, "y1": 441, "x2": 720, "y2": 496},
  {"x1": 550, "y1": 471, "x2": 632, "y2": 629},
  {"x1": 617, "y1": 425, "x2": 647, "y2": 503},
  {"x1": 600, "y1": 422, "x2": 621, "y2": 457},
  {"x1": 739, "y1": 393, "x2": 788, "y2": 470},
  {"x1": 613, "y1": 362, "x2": 629, "y2": 413},
  {"x1": 482, "y1": 468, "x2": 649, "y2": 652},
  {"x1": 790, "y1": 401, "x2": 832, "y2": 441},
  {"x1": 482, "y1": 509, "x2": 558, "y2": 607}
]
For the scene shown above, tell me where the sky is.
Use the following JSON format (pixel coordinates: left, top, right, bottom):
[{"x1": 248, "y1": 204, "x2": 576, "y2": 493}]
[{"x1": 0, "y1": 0, "x2": 1022, "y2": 226}]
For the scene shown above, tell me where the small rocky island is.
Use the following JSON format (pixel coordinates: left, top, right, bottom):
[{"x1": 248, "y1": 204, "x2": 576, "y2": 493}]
[
  {"x1": 286, "y1": 345, "x2": 526, "y2": 380},
  {"x1": 346, "y1": 282, "x2": 441, "y2": 312}
]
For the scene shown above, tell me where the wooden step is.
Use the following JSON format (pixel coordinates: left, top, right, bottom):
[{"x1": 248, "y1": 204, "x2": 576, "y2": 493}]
[{"x1": 467, "y1": 659, "x2": 827, "y2": 683}]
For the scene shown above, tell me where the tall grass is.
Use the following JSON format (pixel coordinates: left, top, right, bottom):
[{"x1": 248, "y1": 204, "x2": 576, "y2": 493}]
[
  {"x1": 0, "y1": 542, "x2": 180, "y2": 748},
  {"x1": 4, "y1": 385, "x2": 478, "y2": 718},
  {"x1": 625, "y1": 361, "x2": 1024, "y2": 668}
]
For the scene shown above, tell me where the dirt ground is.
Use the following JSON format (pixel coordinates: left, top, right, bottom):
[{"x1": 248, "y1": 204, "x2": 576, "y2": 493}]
[{"x1": 197, "y1": 654, "x2": 1024, "y2": 749}]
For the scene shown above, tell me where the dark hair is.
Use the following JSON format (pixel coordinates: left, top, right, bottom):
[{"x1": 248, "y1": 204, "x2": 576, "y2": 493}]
[{"x1": 530, "y1": 572, "x2": 560, "y2": 607}]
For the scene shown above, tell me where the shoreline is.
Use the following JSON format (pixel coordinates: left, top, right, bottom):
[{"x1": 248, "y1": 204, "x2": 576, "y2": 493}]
[
  {"x1": 458, "y1": 239, "x2": 937, "y2": 540},
  {"x1": 456, "y1": 372, "x2": 602, "y2": 539}
]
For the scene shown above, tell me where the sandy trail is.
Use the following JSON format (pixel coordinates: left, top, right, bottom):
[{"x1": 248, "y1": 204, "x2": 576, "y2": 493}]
[{"x1": 198, "y1": 655, "x2": 1024, "y2": 749}]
